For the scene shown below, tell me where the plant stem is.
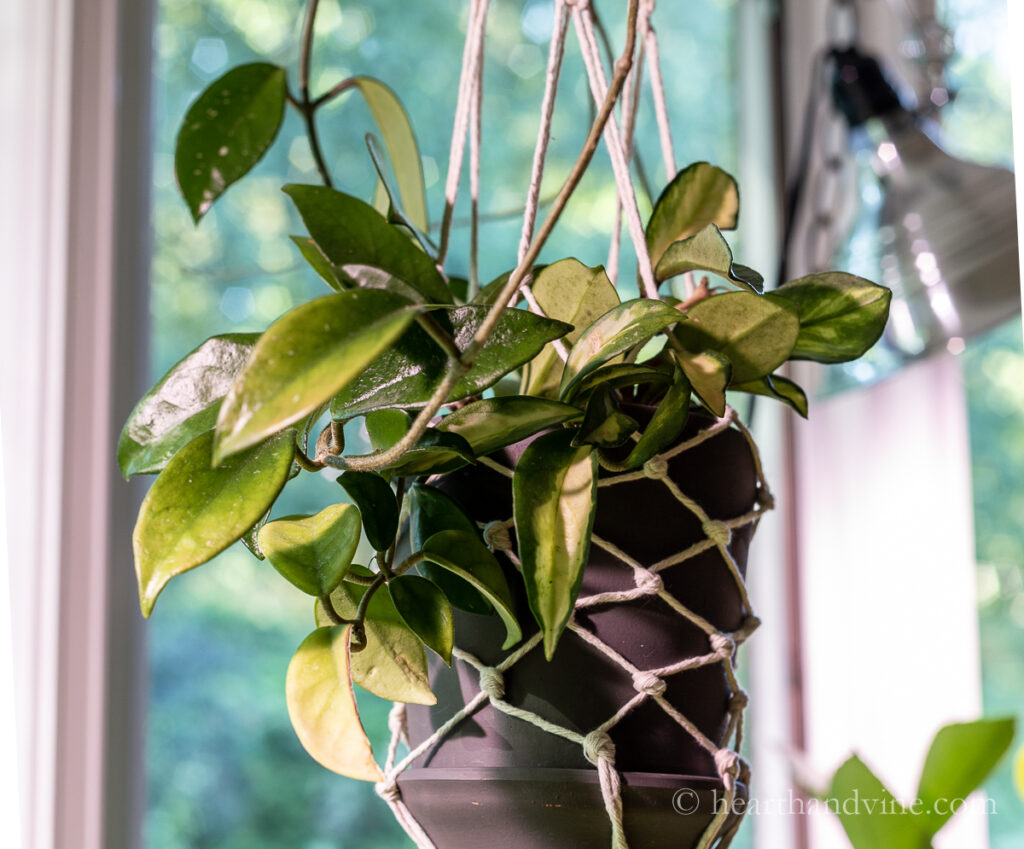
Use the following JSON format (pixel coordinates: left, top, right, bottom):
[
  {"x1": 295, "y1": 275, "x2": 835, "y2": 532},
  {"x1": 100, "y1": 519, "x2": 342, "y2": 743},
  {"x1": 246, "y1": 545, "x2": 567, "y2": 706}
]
[
  {"x1": 297, "y1": 0, "x2": 334, "y2": 188},
  {"x1": 325, "y1": 0, "x2": 642, "y2": 474},
  {"x1": 318, "y1": 592, "x2": 346, "y2": 624}
]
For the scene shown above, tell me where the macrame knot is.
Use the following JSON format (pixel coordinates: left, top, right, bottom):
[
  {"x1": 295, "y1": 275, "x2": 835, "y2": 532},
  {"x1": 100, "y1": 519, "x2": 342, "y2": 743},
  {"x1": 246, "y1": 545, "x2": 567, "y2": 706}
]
[
  {"x1": 634, "y1": 568, "x2": 663, "y2": 595},
  {"x1": 375, "y1": 778, "x2": 402, "y2": 804},
  {"x1": 643, "y1": 455, "x2": 669, "y2": 480},
  {"x1": 757, "y1": 486, "x2": 776, "y2": 510},
  {"x1": 710, "y1": 633, "x2": 735, "y2": 660},
  {"x1": 736, "y1": 615, "x2": 761, "y2": 643},
  {"x1": 478, "y1": 667, "x2": 506, "y2": 700},
  {"x1": 714, "y1": 749, "x2": 741, "y2": 781},
  {"x1": 730, "y1": 690, "x2": 749, "y2": 711},
  {"x1": 701, "y1": 520, "x2": 732, "y2": 547},
  {"x1": 632, "y1": 670, "x2": 666, "y2": 697},
  {"x1": 482, "y1": 520, "x2": 513, "y2": 552},
  {"x1": 583, "y1": 729, "x2": 616, "y2": 766}
]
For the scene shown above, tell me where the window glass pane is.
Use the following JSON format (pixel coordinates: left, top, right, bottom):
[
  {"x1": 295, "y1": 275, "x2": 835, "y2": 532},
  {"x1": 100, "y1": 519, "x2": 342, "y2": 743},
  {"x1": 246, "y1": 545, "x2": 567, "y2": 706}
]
[{"x1": 146, "y1": 2, "x2": 740, "y2": 847}]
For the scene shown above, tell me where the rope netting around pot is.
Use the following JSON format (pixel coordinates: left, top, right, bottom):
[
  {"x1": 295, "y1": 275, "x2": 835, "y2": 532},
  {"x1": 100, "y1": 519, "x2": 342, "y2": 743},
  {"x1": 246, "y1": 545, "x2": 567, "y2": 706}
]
[
  {"x1": 364, "y1": 1, "x2": 768, "y2": 847},
  {"x1": 373, "y1": 408, "x2": 771, "y2": 849}
]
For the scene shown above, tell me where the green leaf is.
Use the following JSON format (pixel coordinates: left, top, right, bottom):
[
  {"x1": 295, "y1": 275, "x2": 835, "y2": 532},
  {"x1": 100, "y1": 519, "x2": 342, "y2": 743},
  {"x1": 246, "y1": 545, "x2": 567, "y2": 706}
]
[
  {"x1": 285, "y1": 625, "x2": 383, "y2": 781},
  {"x1": 365, "y1": 410, "x2": 411, "y2": 452},
  {"x1": 769, "y1": 272, "x2": 892, "y2": 363},
  {"x1": 916, "y1": 717, "x2": 1016, "y2": 836},
  {"x1": 420, "y1": 530, "x2": 521, "y2": 650},
  {"x1": 646, "y1": 163, "x2": 740, "y2": 267},
  {"x1": 118, "y1": 333, "x2": 259, "y2": 478},
  {"x1": 258, "y1": 504, "x2": 361, "y2": 596},
  {"x1": 823, "y1": 755, "x2": 923, "y2": 849},
  {"x1": 175, "y1": 63, "x2": 287, "y2": 223},
  {"x1": 436, "y1": 396, "x2": 581, "y2": 457},
  {"x1": 331, "y1": 306, "x2": 572, "y2": 419},
  {"x1": 317, "y1": 569, "x2": 436, "y2": 705},
  {"x1": 408, "y1": 484, "x2": 492, "y2": 614},
  {"x1": 655, "y1": 223, "x2": 763, "y2": 292},
  {"x1": 674, "y1": 292, "x2": 800, "y2": 384},
  {"x1": 523, "y1": 259, "x2": 620, "y2": 397},
  {"x1": 133, "y1": 429, "x2": 294, "y2": 617},
  {"x1": 284, "y1": 184, "x2": 450, "y2": 304},
  {"x1": 513, "y1": 430, "x2": 598, "y2": 659},
  {"x1": 291, "y1": 236, "x2": 344, "y2": 291},
  {"x1": 622, "y1": 366, "x2": 691, "y2": 467},
  {"x1": 676, "y1": 349, "x2": 730, "y2": 417},
  {"x1": 574, "y1": 385, "x2": 638, "y2": 448},
  {"x1": 731, "y1": 374, "x2": 809, "y2": 418},
  {"x1": 346, "y1": 77, "x2": 429, "y2": 233},
  {"x1": 337, "y1": 472, "x2": 399, "y2": 552},
  {"x1": 565, "y1": 362, "x2": 673, "y2": 404},
  {"x1": 214, "y1": 290, "x2": 419, "y2": 462},
  {"x1": 374, "y1": 429, "x2": 475, "y2": 476},
  {"x1": 560, "y1": 299, "x2": 683, "y2": 400},
  {"x1": 388, "y1": 575, "x2": 454, "y2": 665}
]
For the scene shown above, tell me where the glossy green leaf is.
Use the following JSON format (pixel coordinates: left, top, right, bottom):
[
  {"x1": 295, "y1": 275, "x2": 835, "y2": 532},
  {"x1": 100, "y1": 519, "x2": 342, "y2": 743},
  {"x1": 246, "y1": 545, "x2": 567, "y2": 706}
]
[
  {"x1": 366, "y1": 133, "x2": 435, "y2": 257},
  {"x1": 564, "y1": 362, "x2": 672, "y2": 404},
  {"x1": 523, "y1": 259, "x2": 620, "y2": 397},
  {"x1": 916, "y1": 718, "x2": 1015, "y2": 836},
  {"x1": 285, "y1": 625, "x2": 383, "y2": 781},
  {"x1": 317, "y1": 569, "x2": 435, "y2": 705},
  {"x1": 676, "y1": 349, "x2": 730, "y2": 417},
  {"x1": 769, "y1": 272, "x2": 892, "y2": 363},
  {"x1": 436, "y1": 396, "x2": 581, "y2": 457},
  {"x1": 420, "y1": 530, "x2": 521, "y2": 651},
  {"x1": 655, "y1": 223, "x2": 763, "y2": 292},
  {"x1": 119, "y1": 333, "x2": 259, "y2": 478},
  {"x1": 731, "y1": 374, "x2": 809, "y2": 418},
  {"x1": 365, "y1": 410, "x2": 411, "y2": 452},
  {"x1": 337, "y1": 472, "x2": 399, "y2": 552},
  {"x1": 623, "y1": 367, "x2": 691, "y2": 468},
  {"x1": 133, "y1": 429, "x2": 294, "y2": 616},
  {"x1": 374, "y1": 429, "x2": 475, "y2": 477},
  {"x1": 346, "y1": 77, "x2": 428, "y2": 233},
  {"x1": 574, "y1": 385, "x2": 637, "y2": 448},
  {"x1": 291, "y1": 236, "x2": 344, "y2": 291},
  {"x1": 258, "y1": 504, "x2": 361, "y2": 596},
  {"x1": 388, "y1": 575, "x2": 454, "y2": 665},
  {"x1": 331, "y1": 306, "x2": 572, "y2": 419},
  {"x1": 646, "y1": 163, "x2": 740, "y2": 267},
  {"x1": 284, "y1": 184, "x2": 449, "y2": 304},
  {"x1": 214, "y1": 290, "x2": 419, "y2": 462},
  {"x1": 513, "y1": 430, "x2": 598, "y2": 659},
  {"x1": 674, "y1": 292, "x2": 800, "y2": 384},
  {"x1": 560, "y1": 299, "x2": 683, "y2": 400},
  {"x1": 175, "y1": 63, "x2": 286, "y2": 222},
  {"x1": 823, "y1": 756, "x2": 922, "y2": 849},
  {"x1": 408, "y1": 484, "x2": 492, "y2": 614}
]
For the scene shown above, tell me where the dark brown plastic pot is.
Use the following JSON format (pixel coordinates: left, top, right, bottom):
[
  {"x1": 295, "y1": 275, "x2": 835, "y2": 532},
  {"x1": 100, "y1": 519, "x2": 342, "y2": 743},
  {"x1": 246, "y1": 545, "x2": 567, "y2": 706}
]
[{"x1": 397, "y1": 408, "x2": 760, "y2": 848}]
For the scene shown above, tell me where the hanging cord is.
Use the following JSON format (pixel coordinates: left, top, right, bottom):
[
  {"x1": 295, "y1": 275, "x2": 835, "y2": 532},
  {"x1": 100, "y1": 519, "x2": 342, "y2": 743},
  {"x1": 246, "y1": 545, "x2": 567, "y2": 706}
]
[
  {"x1": 437, "y1": 0, "x2": 491, "y2": 270},
  {"x1": 641, "y1": 0, "x2": 676, "y2": 179},
  {"x1": 467, "y1": 0, "x2": 487, "y2": 296},
  {"x1": 571, "y1": 2, "x2": 659, "y2": 299}
]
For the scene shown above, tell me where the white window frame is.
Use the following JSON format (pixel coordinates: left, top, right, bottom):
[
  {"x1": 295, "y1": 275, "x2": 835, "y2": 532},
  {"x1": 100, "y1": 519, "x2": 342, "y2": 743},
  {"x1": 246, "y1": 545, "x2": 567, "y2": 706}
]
[{"x1": 1, "y1": 0, "x2": 152, "y2": 848}]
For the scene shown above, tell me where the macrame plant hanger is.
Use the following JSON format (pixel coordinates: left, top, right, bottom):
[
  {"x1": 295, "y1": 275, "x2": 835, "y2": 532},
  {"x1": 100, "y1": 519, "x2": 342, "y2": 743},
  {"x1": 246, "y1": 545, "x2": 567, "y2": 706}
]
[{"x1": 373, "y1": 3, "x2": 770, "y2": 848}]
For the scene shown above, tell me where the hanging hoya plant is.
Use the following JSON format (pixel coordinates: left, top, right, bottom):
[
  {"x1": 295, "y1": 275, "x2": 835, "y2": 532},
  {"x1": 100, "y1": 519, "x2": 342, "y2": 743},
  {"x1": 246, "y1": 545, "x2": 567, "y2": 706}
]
[{"x1": 122, "y1": 1, "x2": 891, "y2": 847}]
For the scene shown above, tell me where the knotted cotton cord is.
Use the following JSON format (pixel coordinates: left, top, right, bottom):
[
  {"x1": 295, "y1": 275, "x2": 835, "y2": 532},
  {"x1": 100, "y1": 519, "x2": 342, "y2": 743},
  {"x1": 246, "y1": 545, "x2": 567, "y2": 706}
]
[{"x1": 376, "y1": 408, "x2": 770, "y2": 849}]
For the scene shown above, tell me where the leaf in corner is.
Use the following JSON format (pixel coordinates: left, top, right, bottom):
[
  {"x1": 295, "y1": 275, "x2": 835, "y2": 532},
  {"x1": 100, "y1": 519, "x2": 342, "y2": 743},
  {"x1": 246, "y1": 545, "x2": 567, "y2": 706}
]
[
  {"x1": 175, "y1": 63, "x2": 287, "y2": 222},
  {"x1": 513, "y1": 430, "x2": 598, "y2": 659},
  {"x1": 285, "y1": 625, "x2": 383, "y2": 781},
  {"x1": 132, "y1": 429, "x2": 294, "y2": 617},
  {"x1": 214, "y1": 290, "x2": 419, "y2": 462},
  {"x1": 822, "y1": 755, "x2": 922, "y2": 849},
  {"x1": 654, "y1": 223, "x2": 763, "y2": 292}
]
